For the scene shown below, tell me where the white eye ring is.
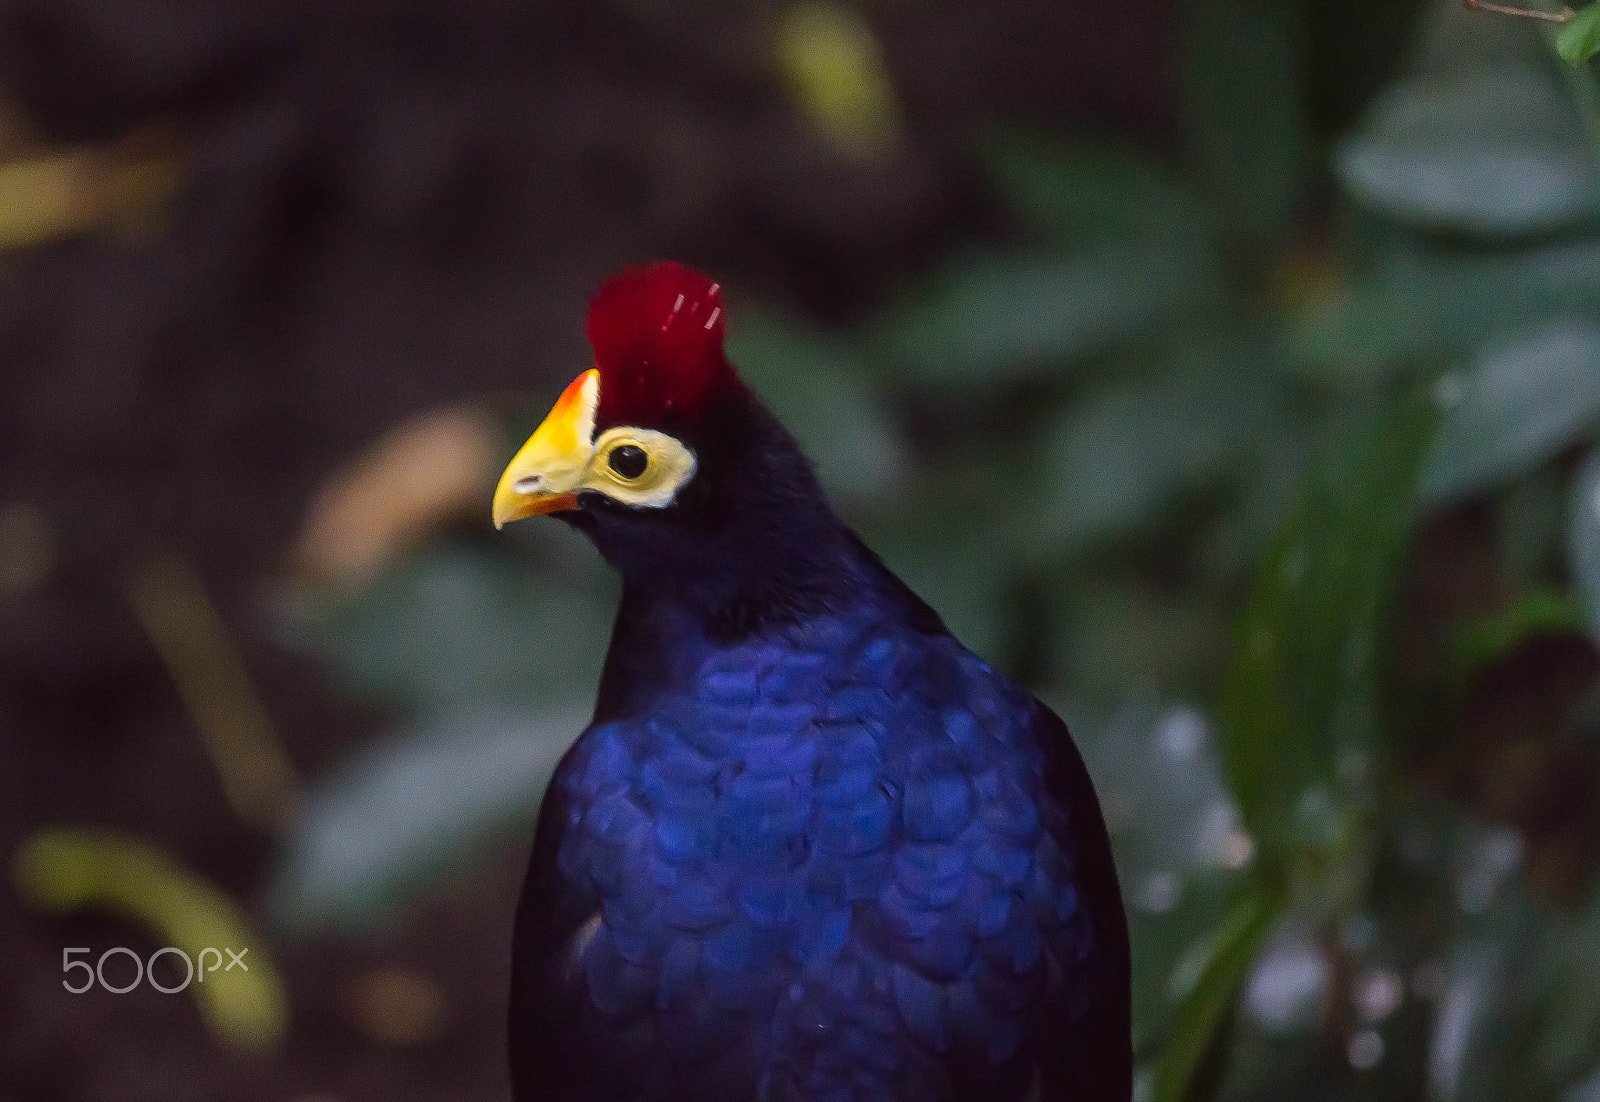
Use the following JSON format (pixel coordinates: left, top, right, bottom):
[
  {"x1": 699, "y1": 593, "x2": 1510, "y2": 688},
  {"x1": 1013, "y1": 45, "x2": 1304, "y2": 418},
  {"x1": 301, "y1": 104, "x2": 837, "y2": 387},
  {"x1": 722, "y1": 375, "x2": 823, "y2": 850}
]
[{"x1": 583, "y1": 427, "x2": 696, "y2": 508}]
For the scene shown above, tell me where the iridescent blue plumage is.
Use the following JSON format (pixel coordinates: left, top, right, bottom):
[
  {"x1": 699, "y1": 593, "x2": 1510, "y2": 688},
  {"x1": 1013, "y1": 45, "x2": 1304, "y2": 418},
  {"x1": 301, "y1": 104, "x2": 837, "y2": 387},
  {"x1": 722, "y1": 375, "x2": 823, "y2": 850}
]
[{"x1": 511, "y1": 578, "x2": 1128, "y2": 1102}]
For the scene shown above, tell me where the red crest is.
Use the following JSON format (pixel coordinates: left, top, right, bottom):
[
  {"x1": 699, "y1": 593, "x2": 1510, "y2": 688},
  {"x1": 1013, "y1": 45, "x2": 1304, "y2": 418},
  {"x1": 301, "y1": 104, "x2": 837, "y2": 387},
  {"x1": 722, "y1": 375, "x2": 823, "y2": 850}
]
[{"x1": 586, "y1": 261, "x2": 737, "y2": 430}]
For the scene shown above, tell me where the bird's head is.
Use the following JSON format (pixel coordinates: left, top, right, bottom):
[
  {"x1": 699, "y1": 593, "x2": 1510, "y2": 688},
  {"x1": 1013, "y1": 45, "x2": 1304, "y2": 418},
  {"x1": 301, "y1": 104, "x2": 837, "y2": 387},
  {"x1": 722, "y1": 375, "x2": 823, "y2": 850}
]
[
  {"x1": 493, "y1": 261, "x2": 840, "y2": 603},
  {"x1": 492, "y1": 261, "x2": 734, "y2": 530}
]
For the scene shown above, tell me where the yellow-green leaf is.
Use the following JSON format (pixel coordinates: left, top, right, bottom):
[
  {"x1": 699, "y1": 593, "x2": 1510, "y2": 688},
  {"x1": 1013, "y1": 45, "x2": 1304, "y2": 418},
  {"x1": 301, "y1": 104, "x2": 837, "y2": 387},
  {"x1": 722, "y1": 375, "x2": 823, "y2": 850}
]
[
  {"x1": 0, "y1": 154, "x2": 100, "y2": 249},
  {"x1": 1558, "y1": 4, "x2": 1600, "y2": 66},
  {"x1": 1218, "y1": 391, "x2": 1436, "y2": 871},
  {"x1": 1149, "y1": 878, "x2": 1285, "y2": 1102},
  {"x1": 774, "y1": 1, "x2": 900, "y2": 156},
  {"x1": 13, "y1": 826, "x2": 289, "y2": 1050}
]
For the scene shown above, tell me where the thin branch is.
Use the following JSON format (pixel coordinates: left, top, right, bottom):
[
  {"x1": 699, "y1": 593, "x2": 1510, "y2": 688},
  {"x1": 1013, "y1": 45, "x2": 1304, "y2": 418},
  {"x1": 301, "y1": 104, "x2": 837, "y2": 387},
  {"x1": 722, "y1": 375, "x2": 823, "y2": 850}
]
[{"x1": 1462, "y1": 0, "x2": 1575, "y2": 22}]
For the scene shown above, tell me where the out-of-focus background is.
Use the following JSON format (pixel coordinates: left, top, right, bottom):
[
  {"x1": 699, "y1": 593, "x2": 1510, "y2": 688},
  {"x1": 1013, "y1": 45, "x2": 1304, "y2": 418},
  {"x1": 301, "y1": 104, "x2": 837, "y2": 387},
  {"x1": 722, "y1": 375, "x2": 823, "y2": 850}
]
[{"x1": 5, "y1": 0, "x2": 1600, "y2": 1098}]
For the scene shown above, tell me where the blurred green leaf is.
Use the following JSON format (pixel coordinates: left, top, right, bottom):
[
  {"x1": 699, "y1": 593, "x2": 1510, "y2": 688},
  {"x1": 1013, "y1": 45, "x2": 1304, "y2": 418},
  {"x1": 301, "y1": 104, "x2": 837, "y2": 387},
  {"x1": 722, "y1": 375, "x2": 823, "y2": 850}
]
[
  {"x1": 1179, "y1": 0, "x2": 1309, "y2": 244},
  {"x1": 1030, "y1": 360, "x2": 1292, "y2": 556},
  {"x1": 1336, "y1": 69, "x2": 1600, "y2": 236},
  {"x1": 1421, "y1": 322, "x2": 1600, "y2": 506},
  {"x1": 297, "y1": 538, "x2": 615, "y2": 713},
  {"x1": 1218, "y1": 392, "x2": 1436, "y2": 873},
  {"x1": 1557, "y1": 5, "x2": 1600, "y2": 67},
  {"x1": 864, "y1": 512, "x2": 1017, "y2": 667},
  {"x1": 726, "y1": 306, "x2": 908, "y2": 501},
  {"x1": 1149, "y1": 876, "x2": 1286, "y2": 1102},
  {"x1": 1196, "y1": 436, "x2": 1312, "y2": 582},
  {"x1": 272, "y1": 707, "x2": 584, "y2": 933},
  {"x1": 982, "y1": 134, "x2": 1216, "y2": 248},
  {"x1": 1494, "y1": 465, "x2": 1570, "y2": 587},
  {"x1": 1292, "y1": 243, "x2": 1600, "y2": 379},
  {"x1": 1528, "y1": 892, "x2": 1600, "y2": 1098},
  {"x1": 872, "y1": 247, "x2": 1221, "y2": 385},
  {"x1": 1570, "y1": 450, "x2": 1600, "y2": 639},
  {"x1": 13, "y1": 826, "x2": 289, "y2": 1049},
  {"x1": 1441, "y1": 587, "x2": 1591, "y2": 692}
]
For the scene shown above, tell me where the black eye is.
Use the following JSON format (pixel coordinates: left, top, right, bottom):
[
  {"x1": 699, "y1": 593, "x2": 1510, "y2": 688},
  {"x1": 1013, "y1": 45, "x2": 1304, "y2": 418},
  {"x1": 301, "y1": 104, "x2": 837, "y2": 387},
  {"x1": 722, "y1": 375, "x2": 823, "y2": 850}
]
[{"x1": 608, "y1": 443, "x2": 649, "y2": 479}]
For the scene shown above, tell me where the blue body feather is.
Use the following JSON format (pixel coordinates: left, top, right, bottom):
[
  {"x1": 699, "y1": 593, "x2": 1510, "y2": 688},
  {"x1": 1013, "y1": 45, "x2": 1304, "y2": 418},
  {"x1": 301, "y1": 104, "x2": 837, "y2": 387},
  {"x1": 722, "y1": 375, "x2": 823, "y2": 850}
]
[{"x1": 511, "y1": 596, "x2": 1121, "y2": 1101}]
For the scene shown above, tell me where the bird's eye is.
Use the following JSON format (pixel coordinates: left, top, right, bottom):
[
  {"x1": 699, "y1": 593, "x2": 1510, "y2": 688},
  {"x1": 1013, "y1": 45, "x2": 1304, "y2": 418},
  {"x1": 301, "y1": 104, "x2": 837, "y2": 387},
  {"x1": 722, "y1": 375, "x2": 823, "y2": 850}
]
[{"x1": 608, "y1": 443, "x2": 649, "y2": 480}]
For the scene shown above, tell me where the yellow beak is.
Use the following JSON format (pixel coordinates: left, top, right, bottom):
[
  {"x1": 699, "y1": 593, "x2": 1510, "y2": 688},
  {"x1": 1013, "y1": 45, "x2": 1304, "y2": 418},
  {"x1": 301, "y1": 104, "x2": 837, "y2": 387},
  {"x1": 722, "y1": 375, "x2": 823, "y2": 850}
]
[{"x1": 492, "y1": 369, "x2": 600, "y2": 528}]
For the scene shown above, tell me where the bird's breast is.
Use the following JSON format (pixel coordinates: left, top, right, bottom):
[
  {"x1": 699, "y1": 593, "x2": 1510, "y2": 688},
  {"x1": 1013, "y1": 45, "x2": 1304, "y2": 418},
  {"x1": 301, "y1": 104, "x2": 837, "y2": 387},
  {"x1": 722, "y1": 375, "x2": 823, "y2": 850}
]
[{"x1": 535, "y1": 617, "x2": 1094, "y2": 1101}]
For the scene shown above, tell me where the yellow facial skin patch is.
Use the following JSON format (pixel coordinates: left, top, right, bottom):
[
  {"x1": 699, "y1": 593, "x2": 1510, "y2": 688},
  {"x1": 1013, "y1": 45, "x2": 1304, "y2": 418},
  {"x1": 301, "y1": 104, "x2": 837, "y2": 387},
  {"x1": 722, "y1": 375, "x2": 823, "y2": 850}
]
[{"x1": 493, "y1": 369, "x2": 698, "y2": 528}]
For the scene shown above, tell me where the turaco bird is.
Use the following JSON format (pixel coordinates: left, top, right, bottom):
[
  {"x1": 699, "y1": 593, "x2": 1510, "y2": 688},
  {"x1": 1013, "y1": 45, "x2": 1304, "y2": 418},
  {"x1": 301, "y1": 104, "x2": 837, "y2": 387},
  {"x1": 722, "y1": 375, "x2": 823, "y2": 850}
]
[{"x1": 493, "y1": 261, "x2": 1130, "y2": 1102}]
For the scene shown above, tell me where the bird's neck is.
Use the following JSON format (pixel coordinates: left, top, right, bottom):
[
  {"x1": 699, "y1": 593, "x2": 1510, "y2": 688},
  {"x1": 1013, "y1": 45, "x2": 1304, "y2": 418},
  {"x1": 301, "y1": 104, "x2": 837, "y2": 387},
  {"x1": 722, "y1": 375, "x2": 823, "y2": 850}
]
[
  {"x1": 621, "y1": 496, "x2": 867, "y2": 638},
  {"x1": 587, "y1": 511, "x2": 950, "y2": 727},
  {"x1": 585, "y1": 519, "x2": 857, "y2": 722}
]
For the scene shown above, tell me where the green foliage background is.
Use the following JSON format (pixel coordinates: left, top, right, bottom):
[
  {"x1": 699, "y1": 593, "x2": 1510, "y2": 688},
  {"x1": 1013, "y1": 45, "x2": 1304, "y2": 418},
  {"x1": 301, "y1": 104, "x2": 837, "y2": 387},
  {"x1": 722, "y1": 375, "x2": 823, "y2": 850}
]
[{"x1": 62, "y1": 0, "x2": 1600, "y2": 1097}]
